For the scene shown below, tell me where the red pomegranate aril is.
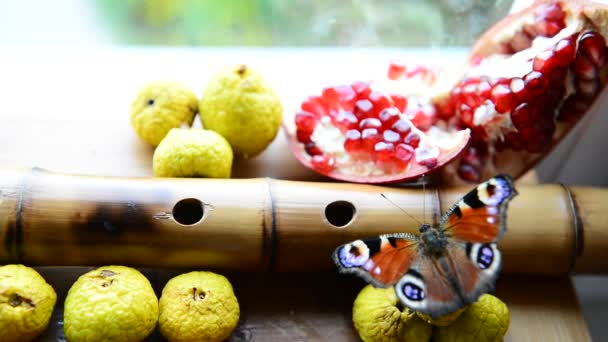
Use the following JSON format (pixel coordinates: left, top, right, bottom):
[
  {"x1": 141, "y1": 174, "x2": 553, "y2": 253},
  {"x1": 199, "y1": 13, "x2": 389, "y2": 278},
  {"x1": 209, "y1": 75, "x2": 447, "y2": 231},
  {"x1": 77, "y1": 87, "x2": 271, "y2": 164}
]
[
  {"x1": 295, "y1": 112, "x2": 317, "y2": 133},
  {"x1": 510, "y1": 77, "x2": 526, "y2": 102},
  {"x1": 388, "y1": 61, "x2": 406, "y2": 80},
  {"x1": 549, "y1": 67, "x2": 568, "y2": 83},
  {"x1": 379, "y1": 108, "x2": 400, "y2": 128},
  {"x1": 304, "y1": 142, "x2": 322, "y2": 156},
  {"x1": 360, "y1": 118, "x2": 382, "y2": 129},
  {"x1": 579, "y1": 31, "x2": 606, "y2": 67},
  {"x1": 419, "y1": 158, "x2": 438, "y2": 169},
  {"x1": 573, "y1": 52, "x2": 599, "y2": 80},
  {"x1": 553, "y1": 38, "x2": 576, "y2": 66},
  {"x1": 461, "y1": 147, "x2": 482, "y2": 169},
  {"x1": 368, "y1": 91, "x2": 393, "y2": 115},
  {"x1": 533, "y1": 50, "x2": 559, "y2": 73},
  {"x1": 478, "y1": 80, "x2": 492, "y2": 98},
  {"x1": 392, "y1": 118, "x2": 412, "y2": 136},
  {"x1": 344, "y1": 129, "x2": 365, "y2": 154},
  {"x1": 395, "y1": 143, "x2": 414, "y2": 162},
  {"x1": 391, "y1": 94, "x2": 408, "y2": 112},
  {"x1": 491, "y1": 84, "x2": 517, "y2": 113},
  {"x1": 311, "y1": 155, "x2": 335, "y2": 174},
  {"x1": 558, "y1": 95, "x2": 590, "y2": 121},
  {"x1": 524, "y1": 71, "x2": 548, "y2": 97},
  {"x1": 334, "y1": 110, "x2": 359, "y2": 130},
  {"x1": 362, "y1": 128, "x2": 382, "y2": 150},
  {"x1": 301, "y1": 96, "x2": 327, "y2": 117},
  {"x1": 511, "y1": 102, "x2": 534, "y2": 130},
  {"x1": 404, "y1": 132, "x2": 421, "y2": 148},
  {"x1": 459, "y1": 104, "x2": 474, "y2": 127},
  {"x1": 322, "y1": 85, "x2": 356, "y2": 111},
  {"x1": 536, "y1": 3, "x2": 565, "y2": 22},
  {"x1": 510, "y1": 30, "x2": 533, "y2": 52},
  {"x1": 352, "y1": 81, "x2": 372, "y2": 99},
  {"x1": 355, "y1": 99, "x2": 374, "y2": 118},
  {"x1": 536, "y1": 20, "x2": 562, "y2": 37},
  {"x1": 410, "y1": 106, "x2": 436, "y2": 131},
  {"x1": 383, "y1": 129, "x2": 400, "y2": 143},
  {"x1": 296, "y1": 128, "x2": 312, "y2": 144}
]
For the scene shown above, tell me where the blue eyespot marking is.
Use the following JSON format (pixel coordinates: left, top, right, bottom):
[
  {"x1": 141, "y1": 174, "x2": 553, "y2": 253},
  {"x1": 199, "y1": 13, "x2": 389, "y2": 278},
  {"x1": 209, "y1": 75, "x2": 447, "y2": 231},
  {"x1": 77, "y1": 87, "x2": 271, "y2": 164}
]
[
  {"x1": 477, "y1": 244, "x2": 494, "y2": 269},
  {"x1": 403, "y1": 283, "x2": 425, "y2": 301}
]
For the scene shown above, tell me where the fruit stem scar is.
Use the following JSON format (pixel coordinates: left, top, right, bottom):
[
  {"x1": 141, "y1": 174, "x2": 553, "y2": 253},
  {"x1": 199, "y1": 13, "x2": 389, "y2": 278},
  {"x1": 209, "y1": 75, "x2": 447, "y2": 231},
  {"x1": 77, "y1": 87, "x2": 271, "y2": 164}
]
[
  {"x1": 101, "y1": 270, "x2": 116, "y2": 277},
  {"x1": 7, "y1": 293, "x2": 35, "y2": 308},
  {"x1": 237, "y1": 65, "x2": 247, "y2": 75}
]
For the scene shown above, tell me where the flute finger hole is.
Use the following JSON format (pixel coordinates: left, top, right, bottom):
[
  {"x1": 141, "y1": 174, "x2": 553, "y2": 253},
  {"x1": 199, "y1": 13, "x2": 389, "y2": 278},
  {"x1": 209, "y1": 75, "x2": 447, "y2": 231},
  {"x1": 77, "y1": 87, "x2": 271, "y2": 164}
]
[
  {"x1": 172, "y1": 198, "x2": 205, "y2": 225},
  {"x1": 325, "y1": 201, "x2": 356, "y2": 228}
]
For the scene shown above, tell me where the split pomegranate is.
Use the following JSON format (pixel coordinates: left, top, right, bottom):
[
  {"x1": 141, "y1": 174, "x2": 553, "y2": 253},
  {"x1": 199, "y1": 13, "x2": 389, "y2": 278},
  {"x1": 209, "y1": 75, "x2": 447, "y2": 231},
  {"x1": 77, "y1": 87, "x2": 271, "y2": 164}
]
[{"x1": 286, "y1": 0, "x2": 608, "y2": 184}]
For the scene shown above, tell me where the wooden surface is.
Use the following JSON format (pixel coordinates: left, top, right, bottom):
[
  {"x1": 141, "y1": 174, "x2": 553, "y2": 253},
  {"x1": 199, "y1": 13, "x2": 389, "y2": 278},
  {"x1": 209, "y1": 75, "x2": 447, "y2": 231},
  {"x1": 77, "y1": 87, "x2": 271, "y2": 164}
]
[{"x1": 0, "y1": 49, "x2": 592, "y2": 341}]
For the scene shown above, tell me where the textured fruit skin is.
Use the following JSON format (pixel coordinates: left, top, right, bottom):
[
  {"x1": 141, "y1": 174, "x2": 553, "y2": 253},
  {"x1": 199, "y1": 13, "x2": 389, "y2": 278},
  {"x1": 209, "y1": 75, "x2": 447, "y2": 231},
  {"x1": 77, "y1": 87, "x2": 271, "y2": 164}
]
[
  {"x1": 63, "y1": 265, "x2": 159, "y2": 342},
  {"x1": 153, "y1": 128, "x2": 233, "y2": 178},
  {"x1": 416, "y1": 306, "x2": 467, "y2": 327},
  {"x1": 0, "y1": 264, "x2": 57, "y2": 342},
  {"x1": 159, "y1": 271, "x2": 240, "y2": 342},
  {"x1": 130, "y1": 80, "x2": 198, "y2": 146},
  {"x1": 434, "y1": 294, "x2": 510, "y2": 342},
  {"x1": 352, "y1": 285, "x2": 432, "y2": 342},
  {"x1": 199, "y1": 64, "x2": 283, "y2": 158}
]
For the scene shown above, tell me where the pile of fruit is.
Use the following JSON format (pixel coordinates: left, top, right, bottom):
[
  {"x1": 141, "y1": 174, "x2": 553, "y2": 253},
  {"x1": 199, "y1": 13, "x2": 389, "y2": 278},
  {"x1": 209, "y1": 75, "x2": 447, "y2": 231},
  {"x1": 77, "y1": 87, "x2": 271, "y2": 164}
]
[
  {"x1": 130, "y1": 64, "x2": 283, "y2": 178},
  {"x1": 0, "y1": 264, "x2": 239, "y2": 342}
]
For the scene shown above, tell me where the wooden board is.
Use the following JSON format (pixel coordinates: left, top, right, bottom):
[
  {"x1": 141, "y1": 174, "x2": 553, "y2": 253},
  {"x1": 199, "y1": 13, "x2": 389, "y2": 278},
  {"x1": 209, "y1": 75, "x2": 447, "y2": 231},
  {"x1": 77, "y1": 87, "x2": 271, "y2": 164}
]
[{"x1": 0, "y1": 48, "x2": 592, "y2": 341}]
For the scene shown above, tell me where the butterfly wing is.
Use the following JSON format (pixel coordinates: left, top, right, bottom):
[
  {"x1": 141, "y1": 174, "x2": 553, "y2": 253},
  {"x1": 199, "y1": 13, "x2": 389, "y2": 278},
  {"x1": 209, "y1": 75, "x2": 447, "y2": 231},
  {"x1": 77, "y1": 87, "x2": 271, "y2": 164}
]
[
  {"x1": 333, "y1": 233, "x2": 419, "y2": 287},
  {"x1": 439, "y1": 174, "x2": 517, "y2": 243},
  {"x1": 395, "y1": 241, "x2": 502, "y2": 318}
]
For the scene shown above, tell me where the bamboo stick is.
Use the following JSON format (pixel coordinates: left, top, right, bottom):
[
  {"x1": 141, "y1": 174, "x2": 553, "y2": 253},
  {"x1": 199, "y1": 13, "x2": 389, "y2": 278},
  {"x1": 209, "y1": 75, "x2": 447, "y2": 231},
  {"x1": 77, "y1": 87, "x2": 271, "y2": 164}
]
[{"x1": 0, "y1": 167, "x2": 605, "y2": 275}]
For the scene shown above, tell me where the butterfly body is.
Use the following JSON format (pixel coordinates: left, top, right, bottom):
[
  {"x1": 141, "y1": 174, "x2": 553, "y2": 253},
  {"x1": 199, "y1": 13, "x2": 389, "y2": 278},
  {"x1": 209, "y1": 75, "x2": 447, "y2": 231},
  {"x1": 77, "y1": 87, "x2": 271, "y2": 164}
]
[{"x1": 333, "y1": 175, "x2": 517, "y2": 318}]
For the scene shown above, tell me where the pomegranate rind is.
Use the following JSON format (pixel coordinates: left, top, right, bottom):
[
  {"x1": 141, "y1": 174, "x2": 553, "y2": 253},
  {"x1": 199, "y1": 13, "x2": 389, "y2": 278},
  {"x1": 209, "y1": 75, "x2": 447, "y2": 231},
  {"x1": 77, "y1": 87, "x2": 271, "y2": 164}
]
[{"x1": 285, "y1": 124, "x2": 470, "y2": 184}]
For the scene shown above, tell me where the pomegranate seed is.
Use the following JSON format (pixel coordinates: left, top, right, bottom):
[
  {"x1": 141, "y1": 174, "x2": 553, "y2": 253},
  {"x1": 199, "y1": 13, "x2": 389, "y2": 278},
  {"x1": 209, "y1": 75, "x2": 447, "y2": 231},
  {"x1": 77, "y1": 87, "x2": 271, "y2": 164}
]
[
  {"x1": 491, "y1": 84, "x2": 517, "y2": 113},
  {"x1": 578, "y1": 31, "x2": 606, "y2": 67},
  {"x1": 524, "y1": 71, "x2": 548, "y2": 97},
  {"x1": 536, "y1": 20, "x2": 562, "y2": 37},
  {"x1": 549, "y1": 67, "x2": 568, "y2": 83},
  {"x1": 395, "y1": 144, "x2": 414, "y2": 162},
  {"x1": 404, "y1": 132, "x2": 421, "y2": 148},
  {"x1": 391, "y1": 94, "x2": 408, "y2": 112},
  {"x1": 573, "y1": 52, "x2": 599, "y2": 80},
  {"x1": 458, "y1": 163, "x2": 480, "y2": 182},
  {"x1": 304, "y1": 142, "x2": 322, "y2": 156},
  {"x1": 322, "y1": 85, "x2": 356, "y2": 111},
  {"x1": 352, "y1": 81, "x2": 372, "y2": 98},
  {"x1": 533, "y1": 50, "x2": 558, "y2": 73},
  {"x1": 379, "y1": 108, "x2": 400, "y2": 128},
  {"x1": 558, "y1": 95, "x2": 590, "y2": 121},
  {"x1": 295, "y1": 112, "x2": 317, "y2": 133},
  {"x1": 410, "y1": 106, "x2": 436, "y2": 131},
  {"x1": 511, "y1": 102, "x2": 534, "y2": 130},
  {"x1": 419, "y1": 158, "x2": 438, "y2": 169},
  {"x1": 361, "y1": 128, "x2": 382, "y2": 151},
  {"x1": 463, "y1": 83, "x2": 481, "y2": 107},
  {"x1": 553, "y1": 38, "x2": 576, "y2": 67},
  {"x1": 296, "y1": 128, "x2": 312, "y2": 144},
  {"x1": 461, "y1": 147, "x2": 482, "y2": 169},
  {"x1": 536, "y1": 3, "x2": 565, "y2": 22},
  {"x1": 383, "y1": 129, "x2": 400, "y2": 143},
  {"x1": 477, "y1": 80, "x2": 492, "y2": 99},
  {"x1": 334, "y1": 110, "x2": 359, "y2": 130},
  {"x1": 360, "y1": 118, "x2": 382, "y2": 129},
  {"x1": 374, "y1": 142, "x2": 396, "y2": 165},
  {"x1": 301, "y1": 96, "x2": 327, "y2": 117},
  {"x1": 368, "y1": 91, "x2": 393, "y2": 115},
  {"x1": 392, "y1": 118, "x2": 412, "y2": 136},
  {"x1": 355, "y1": 99, "x2": 374, "y2": 118},
  {"x1": 459, "y1": 104, "x2": 474, "y2": 127},
  {"x1": 344, "y1": 129, "x2": 365, "y2": 154},
  {"x1": 311, "y1": 155, "x2": 335, "y2": 174},
  {"x1": 510, "y1": 77, "x2": 526, "y2": 102},
  {"x1": 388, "y1": 61, "x2": 406, "y2": 80}
]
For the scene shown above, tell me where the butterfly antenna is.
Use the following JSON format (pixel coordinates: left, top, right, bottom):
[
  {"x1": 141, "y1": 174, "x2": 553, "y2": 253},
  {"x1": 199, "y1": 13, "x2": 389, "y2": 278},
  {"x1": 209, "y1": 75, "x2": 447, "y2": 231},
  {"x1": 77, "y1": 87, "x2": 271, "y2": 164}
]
[
  {"x1": 422, "y1": 175, "x2": 427, "y2": 224},
  {"x1": 380, "y1": 193, "x2": 423, "y2": 226}
]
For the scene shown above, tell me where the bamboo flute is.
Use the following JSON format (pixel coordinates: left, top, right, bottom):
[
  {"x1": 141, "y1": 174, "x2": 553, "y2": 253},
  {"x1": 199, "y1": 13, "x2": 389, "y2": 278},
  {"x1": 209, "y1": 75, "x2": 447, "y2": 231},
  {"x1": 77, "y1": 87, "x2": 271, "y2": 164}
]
[{"x1": 0, "y1": 167, "x2": 606, "y2": 276}]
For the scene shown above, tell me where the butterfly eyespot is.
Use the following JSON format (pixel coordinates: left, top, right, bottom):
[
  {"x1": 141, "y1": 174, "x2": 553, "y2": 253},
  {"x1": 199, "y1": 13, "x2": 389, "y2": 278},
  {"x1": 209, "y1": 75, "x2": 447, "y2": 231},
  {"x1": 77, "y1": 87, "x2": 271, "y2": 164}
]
[
  {"x1": 338, "y1": 240, "x2": 370, "y2": 267},
  {"x1": 403, "y1": 283, "x2": 425, "y2": 301},
  {"x1": 476, "y1": 244, "x2": 494, "y2": 269}
]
